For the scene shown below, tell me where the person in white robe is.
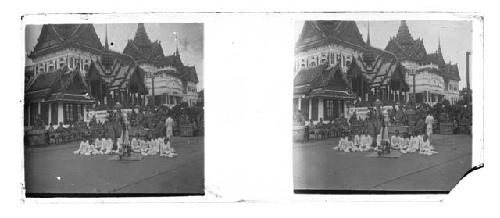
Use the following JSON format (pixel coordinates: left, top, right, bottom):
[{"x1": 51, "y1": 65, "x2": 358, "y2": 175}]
[
  {"x1": 333, "y1": 137, "x2": 346, "y2": 151},
  {"x1": 416, "y1": 134, "x2": 424, "y2": 151},
  {"x1": 74, "y1": 141, "x2": 87, "y2": 155},
  {"x1": 344, "y1": 137, "x2": 355, "y2": 152},
  {"x1": 419, "y1": 134, "x2": 438, "y2": 155},
  {"x1": 354, "y1": 135, "x2": 361, "y2": 147},
  {"x1": 390, "y1": 134, "x2": 400, "y2": 149},
  {"x1": 147, "y1": 139, "x2": 158, "y2": 155},
  {"x1": 94, "y1": 138, "x2": 102, "y2": 150},
  {"x1": 160, "y1": 138, "x2": 178, "y2": 157},
  {"x1": 425, "y1": 112, "x2": 435, "y2": 139},
  {"x1": 102, "y1": 138, "x2": 113, "y2": 154},
  {"x1": 84, "y1": 141, "x2": 95, "y2": 155},
  {"x1": 131, "y1": 137, "x2": 139, "y2": 152},
  {"x1": 364, "y1": 134, "x2": 373, "y2": 151},
  {"x1": 408, "y1": 135, "x2": 420, "y2": 152},
  {"x1": 376, "y1": 134, "x2": 381, "y2": 148},
  {"x1": 359, "y1": 134, "x2": 368, "y2": 151},
  {"x1": 141, "y1": 139, "x2": 150, "y2": 156}
]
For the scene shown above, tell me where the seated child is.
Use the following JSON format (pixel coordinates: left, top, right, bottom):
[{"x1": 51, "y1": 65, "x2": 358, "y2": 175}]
[
  {"x1": 363, "y1": 134, "x2": 373, "y2": 151},
  {"x1": 419, "y1": 134, "x2": 438, "y2": 155},
  {"x1": 390, "y1": 130, "x2": 400, "y2": 149},
  {"x1": 131, "y1": 137, "x2": 139, "y2": 152},
  {"x1": 160, "y1": 138, "x2": 178, "y2": 157},
  {"x1": 343, "y1": 137, "x2": 355, "y2": 152},
  {"x1": 74, "y1": 140, "x2": 88, "y2": 155},
  {"x1": 147, "y1": 138, "x2": 158, "y2": 155},
  {"x1": 407, "y1": 135, "x2": 420, "y2": 153},
  {"x1": 333, "y1": 137, "x2": 346, "y2": 151},
  {"x1": 94, "y1": 138, "x2": 102, "y2": 151},
  {"x1": 141, "y1": 138, "x2": 150, "y2": 156},
  {"x1": 102, "y1": 137, "x2": 113, "y2": 155}
]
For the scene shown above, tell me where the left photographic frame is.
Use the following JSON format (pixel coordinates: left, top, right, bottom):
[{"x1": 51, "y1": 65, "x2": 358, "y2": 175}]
[{"x1": 23, "y1": 21, "x2": 205, "y2": 197}]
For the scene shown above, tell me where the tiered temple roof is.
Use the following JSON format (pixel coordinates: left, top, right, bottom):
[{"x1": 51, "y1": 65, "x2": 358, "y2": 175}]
[
  {"x1": 123, "y1": 23, "x2": 183, "y2": 68},
  {"x1": 294, "y1": 20, "x2": 410, "y2": 94},
  {"x1": 122, "y1": 23, "x2": 199, "y2": 84},
  {"x1": 384, "y1": 21, "x2": 428, "y2": 63},
  {"x1": 27, "y1": 23, "x2": 199, "y2": 99},
  {"x1": 385, "y1": 20, "x2": 460, "y2": 81},
  {"x1": 28, "y1": 24, "x2": 104, "y2": 59},
  {"x1": 295, "y1": 20, "x2": 368, "y2": 53}
]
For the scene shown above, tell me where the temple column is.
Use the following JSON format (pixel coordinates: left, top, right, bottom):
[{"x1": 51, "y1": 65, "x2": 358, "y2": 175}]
[
  {"x1": 58, "y1": 102, "x2": 64, "y2": 124},
  {"x1": 318, "y1": 98, "x2": 324, "y2": 120},
  {"x1": 27, "y1": 104, "x2": 30, "y2": 126},
  {"x1": 48, "y1": 103, "x2": 52, "y2": 125},
  {"x1": 308, "y1": 98, "x2": 312, "y2": 121},
  {"x1": 37, "y1": 102, "x2": 41, "y2": 114},
  {"x1": 298, "y1": 97, "x2": 302, "y2": 111}
]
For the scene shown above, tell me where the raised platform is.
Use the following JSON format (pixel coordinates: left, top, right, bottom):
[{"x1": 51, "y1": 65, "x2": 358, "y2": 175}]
[{"x1": 108, "y1": 153, "x2": 143, "y2": 161}]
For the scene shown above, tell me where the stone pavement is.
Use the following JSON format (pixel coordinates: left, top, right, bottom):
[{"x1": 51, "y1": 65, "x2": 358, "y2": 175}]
[
  {"x1": 24, "y1": 137, "x2": 204, "y2": 194},
  {"x1": 293, "y1": 134, "x2": 472, "y2": 191}
]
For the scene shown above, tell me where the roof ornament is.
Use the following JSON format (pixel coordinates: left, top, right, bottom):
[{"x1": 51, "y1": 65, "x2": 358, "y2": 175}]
[
  {"x1": 104, "y1": 24, "x2": 109, "y2": 51},
  {"x1": 366, "y1": 21, "x2": 371, "y2": 46},
  {"x1": 173, "y1": 32, "x2": 180, "y2": 56}
]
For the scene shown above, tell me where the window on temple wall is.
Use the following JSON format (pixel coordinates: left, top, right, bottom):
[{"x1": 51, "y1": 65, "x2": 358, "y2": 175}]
[
  {"x1": 310, "y1": 62, "x2": 316, "y2": 67},
  {"x1": 70, "y1": 58, "x2": 74, "y2": 68},
  {"x1": 84, "y1": 64, "x2": 89, "y2": 71},
  {"x1": 324, "y1": 99, "x2": 335, "y2": 121},
  {"x1": 48, "y1": 65, "x2": 54, "y2": 71},
  {"x1": 300, "y1": 99, "x2": 309, "y2": 120},
  {"x1": 311, "y1": 98, "x2": 318, "y2": 121},
  {"x1": 339, "y1": 100, "x2": 345, "y2": 117},
  {"x1": 51, "y1": 103, "x2": 58, "y2": 125}
]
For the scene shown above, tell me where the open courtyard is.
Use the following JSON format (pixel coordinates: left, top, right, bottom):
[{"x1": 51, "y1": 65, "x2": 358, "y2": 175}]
[
  {"x1": 293, "y1": 134, "x2": 472, "y2": 192},
  {"x1": 24, "y1": 136, "x2": 204, "y2": 195}
]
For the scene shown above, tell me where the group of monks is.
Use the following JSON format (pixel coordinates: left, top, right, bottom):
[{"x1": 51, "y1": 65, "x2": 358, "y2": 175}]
[
  {"x1": 73, "y1": 136, "x2": 178, "y2": 158},
  {"x1": 333, "y1": 130, "x2": 437, "y2": 156}
]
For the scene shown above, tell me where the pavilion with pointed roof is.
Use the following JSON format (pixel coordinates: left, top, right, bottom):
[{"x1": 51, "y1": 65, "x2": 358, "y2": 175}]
[{"x1": 294, "y1": 20, "x2": 409, "y2": 122}]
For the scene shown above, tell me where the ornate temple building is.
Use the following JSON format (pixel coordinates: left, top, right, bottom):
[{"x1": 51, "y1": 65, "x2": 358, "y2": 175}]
[
  {"x1": 25, "y1": 23, "x2": 199, "y2": 127},
  {"x1": 385, "y1": 21, "x2": 461, "y2": 105},
  {"x1": 294, "y1": 21, "x2": 409, "y2": 122},
  {"x1": 123, "y1": 24, "x2": 199, "y2": 107}
]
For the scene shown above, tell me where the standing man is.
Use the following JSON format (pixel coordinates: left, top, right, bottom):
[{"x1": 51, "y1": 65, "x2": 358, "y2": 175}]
[
  {"x1": 425, "y1": 112, "x2": 435, "y2": 140},
  {"x1": 165, "y1": 115, "x2": 175, "y2": 140}
]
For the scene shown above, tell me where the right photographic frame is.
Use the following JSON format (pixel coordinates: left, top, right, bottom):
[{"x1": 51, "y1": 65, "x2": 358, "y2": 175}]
[{"x1": 293, "y1": 19, "x2": 477, "y2": 194}]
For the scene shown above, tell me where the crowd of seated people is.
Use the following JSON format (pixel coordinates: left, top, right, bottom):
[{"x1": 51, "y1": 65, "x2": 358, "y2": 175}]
[
  {"x1": 47, "y1": 120, "x2": 89, "y2": 145},
  {"x1": 305, "y1": 117, "x2": 351, "y2": 140},
  {"x1": 333, "y1": 129, "x2": 437, "y2": 155},
  {"x1": 73, "y1": 133, "x2": 177, "y2": 158}
]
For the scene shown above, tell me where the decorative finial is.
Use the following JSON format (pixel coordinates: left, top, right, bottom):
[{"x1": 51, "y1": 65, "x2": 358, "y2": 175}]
[
  {"x1": 104, "y1": 24, "x2": 109, "y2": 50},
  {"x1": 366, "y1": 21, "x2": 371, "y2": 46}
]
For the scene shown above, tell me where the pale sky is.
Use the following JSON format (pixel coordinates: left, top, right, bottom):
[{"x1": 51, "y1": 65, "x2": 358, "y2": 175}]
[
  {"x1": 25, "y1": 23, "x2": 204, "y2": 89},
  {"x1": 295, "y1": 20, "x2": 473, "y2": 89}
]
